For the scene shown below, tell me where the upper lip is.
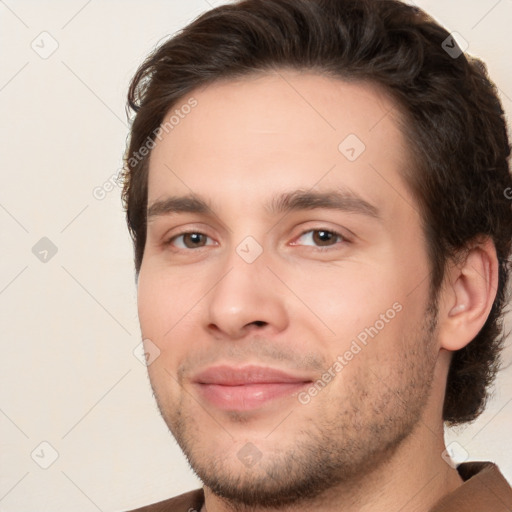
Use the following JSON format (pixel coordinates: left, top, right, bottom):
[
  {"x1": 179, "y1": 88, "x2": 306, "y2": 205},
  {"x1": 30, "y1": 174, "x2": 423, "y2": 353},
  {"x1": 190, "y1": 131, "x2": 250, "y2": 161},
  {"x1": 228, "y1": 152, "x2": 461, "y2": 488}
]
[{"x1": 192, "y1": 365, "x2": 313, "y2": 386}]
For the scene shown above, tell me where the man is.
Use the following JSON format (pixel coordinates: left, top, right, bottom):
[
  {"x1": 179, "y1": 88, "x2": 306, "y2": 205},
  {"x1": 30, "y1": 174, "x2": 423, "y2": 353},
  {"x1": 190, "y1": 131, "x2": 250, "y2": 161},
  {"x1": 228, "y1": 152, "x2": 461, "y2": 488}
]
[{"x1": 121, "y1": 0, "x2": 512, "y2": 510}]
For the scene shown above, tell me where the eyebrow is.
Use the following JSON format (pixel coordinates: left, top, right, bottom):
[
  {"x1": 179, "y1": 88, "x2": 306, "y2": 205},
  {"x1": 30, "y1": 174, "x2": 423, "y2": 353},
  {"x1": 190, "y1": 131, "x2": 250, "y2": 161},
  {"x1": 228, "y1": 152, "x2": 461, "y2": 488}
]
[
  {"x1": 147, "y1": 189, "x2": 380, "y2": 221},
  {"x1": 147, "y1": 195, "x2": 211, "y2": 221},
  {"x1": 266, "y1": 189, "x2": 380, "y2": 218}
]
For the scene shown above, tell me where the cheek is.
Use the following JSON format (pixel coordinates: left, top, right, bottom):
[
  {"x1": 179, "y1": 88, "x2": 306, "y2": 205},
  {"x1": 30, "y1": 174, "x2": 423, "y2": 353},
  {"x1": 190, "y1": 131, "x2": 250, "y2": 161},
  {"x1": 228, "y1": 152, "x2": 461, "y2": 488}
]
[
  {"x1": 286, "y1": 264, "x2": 403, "y2": 340},
  {"x1": 138, "y1": 264, "x2": 195, "y2": 332},
  {"x1": 137, "y1": 266, "x2": 181, "y2": 354},
  {"x1": 137, "y1": 264, "x2": 212, "y2": 368},
  {"x1": 137, "y1": 272, "x2": 188, "y2": 394},
  {"x1": 137, "y1": 268, "x2": 163, "y2": 338}
]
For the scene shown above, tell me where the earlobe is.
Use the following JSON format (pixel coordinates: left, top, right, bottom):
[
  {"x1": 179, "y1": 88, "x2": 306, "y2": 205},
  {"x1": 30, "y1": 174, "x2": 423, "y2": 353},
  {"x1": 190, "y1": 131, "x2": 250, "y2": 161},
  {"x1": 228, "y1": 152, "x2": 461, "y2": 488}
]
[{"x1": 438, "y1": 237, "x2": 498, "y2": 352}]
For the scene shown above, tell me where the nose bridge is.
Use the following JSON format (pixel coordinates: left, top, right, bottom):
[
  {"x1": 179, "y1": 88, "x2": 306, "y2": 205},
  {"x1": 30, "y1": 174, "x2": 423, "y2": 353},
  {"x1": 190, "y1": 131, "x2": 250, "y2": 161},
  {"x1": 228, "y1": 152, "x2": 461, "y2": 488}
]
[{"x1": 205, "y1": 235, "x2": 288, "y2": 337}]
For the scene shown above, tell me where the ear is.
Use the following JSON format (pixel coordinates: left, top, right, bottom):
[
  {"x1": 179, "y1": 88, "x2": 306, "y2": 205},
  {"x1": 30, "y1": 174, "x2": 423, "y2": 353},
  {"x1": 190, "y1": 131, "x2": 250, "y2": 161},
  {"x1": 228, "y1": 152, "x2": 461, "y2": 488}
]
[{"x1": 437, "y1": 237, "x2": 499, "y2": 352}]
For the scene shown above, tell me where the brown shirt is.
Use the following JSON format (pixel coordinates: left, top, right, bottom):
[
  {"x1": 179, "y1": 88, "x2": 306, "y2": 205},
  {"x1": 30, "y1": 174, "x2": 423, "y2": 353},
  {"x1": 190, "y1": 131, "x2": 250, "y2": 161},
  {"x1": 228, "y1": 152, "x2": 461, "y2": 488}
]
[{"x1": 125, "y1": 461, "x2": 512, "y2": 511}]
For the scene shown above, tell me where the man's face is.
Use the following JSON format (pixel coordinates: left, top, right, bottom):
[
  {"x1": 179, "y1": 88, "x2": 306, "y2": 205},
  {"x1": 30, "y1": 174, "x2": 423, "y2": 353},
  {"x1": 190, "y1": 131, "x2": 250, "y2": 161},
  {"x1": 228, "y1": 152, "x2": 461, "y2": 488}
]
[{"x1": 137, "y1": 71, "x2": 440, "y2": 507}]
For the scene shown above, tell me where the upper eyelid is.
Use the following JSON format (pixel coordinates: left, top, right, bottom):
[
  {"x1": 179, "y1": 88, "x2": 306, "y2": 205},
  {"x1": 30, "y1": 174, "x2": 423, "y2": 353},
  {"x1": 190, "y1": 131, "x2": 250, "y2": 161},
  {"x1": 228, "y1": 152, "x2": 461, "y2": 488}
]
[
  {"x1": 166, "y1": 231, "x2": 216, "y2": 246},
  {"x1": 296, "y1": 227, "x2": 345, "y2": 238},
  {"x1": 157, "y1": 215, "x2": 355, "y2": 238},
  {"x1": 291, "y1": 228, "x2": 348, "y2": 246}
]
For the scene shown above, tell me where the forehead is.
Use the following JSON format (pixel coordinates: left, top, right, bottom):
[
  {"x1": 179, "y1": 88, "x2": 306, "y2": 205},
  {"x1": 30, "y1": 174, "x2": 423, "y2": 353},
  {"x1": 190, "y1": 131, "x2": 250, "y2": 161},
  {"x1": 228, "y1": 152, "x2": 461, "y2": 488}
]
[{"x1": 147, "y1": 70, "x2": 412, "y2": 216}]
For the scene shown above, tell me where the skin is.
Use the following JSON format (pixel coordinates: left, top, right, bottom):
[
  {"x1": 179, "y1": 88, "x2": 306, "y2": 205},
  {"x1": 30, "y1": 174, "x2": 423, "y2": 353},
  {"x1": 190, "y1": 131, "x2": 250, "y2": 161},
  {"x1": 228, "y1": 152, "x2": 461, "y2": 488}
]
[{"x1": 137, "y1": 70, "x2": 498, "y2": 512}]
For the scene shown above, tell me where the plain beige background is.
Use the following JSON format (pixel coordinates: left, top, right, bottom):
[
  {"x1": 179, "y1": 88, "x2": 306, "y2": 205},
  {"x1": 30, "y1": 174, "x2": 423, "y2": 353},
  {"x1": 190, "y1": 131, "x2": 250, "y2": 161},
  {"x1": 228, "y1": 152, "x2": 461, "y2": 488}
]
[{"x1": 0, "y1": 1, "x2": 511, "y2": 511}]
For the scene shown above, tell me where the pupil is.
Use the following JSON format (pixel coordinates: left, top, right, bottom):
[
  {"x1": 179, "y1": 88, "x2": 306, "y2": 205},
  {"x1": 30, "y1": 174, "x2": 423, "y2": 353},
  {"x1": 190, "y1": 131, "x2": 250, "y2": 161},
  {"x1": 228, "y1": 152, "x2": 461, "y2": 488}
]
[
  {"x1": 186, "y1": 233, "x2": 204, "y2": 247},
  {"x1": 314, "y1": 230, "x2": 334, "y2": 245}
]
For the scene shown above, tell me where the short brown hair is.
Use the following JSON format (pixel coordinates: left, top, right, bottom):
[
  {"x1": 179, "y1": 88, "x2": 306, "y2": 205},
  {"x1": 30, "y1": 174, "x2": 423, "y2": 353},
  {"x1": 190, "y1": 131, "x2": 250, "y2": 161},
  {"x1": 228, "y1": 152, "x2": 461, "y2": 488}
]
[{"x1": 121, "y1": 0, "x2": 512, "y2": 425}]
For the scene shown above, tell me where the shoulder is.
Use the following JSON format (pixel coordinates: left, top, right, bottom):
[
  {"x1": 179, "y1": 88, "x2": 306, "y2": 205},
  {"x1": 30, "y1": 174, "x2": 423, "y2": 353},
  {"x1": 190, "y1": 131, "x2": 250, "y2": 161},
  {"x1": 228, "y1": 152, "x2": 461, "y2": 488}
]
[
  {"x1": 430, "y1": 461, "x2": 512, "y2": 511},
  {"x1": 123, "y1": 487, "x2": 204, "y2": 512}
]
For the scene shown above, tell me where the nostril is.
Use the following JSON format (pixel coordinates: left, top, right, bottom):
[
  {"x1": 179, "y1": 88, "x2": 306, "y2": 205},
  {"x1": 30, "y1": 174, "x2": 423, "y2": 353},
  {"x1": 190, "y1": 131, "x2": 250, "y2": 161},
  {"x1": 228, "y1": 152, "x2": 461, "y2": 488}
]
[{"x1": 251, "y1": 321, "x2": 266, "y2": 327}]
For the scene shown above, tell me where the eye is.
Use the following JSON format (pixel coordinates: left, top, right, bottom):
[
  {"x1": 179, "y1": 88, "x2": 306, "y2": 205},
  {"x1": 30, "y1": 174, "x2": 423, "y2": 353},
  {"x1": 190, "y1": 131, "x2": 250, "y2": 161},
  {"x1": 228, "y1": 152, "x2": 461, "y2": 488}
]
[
  {"x1": 292, "y1": 229, "x2": 346, "y2": 248},
  {"x1": 166, "y1": 232, "x2": 215, "y2": 249}
]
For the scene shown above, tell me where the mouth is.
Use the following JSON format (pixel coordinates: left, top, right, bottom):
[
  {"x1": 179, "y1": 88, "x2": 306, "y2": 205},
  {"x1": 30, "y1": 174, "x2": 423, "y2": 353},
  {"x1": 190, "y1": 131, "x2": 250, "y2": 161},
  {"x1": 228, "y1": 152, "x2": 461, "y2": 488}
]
[{"x1": 192, "y1": 365, "x2": 313, "y2": 411}]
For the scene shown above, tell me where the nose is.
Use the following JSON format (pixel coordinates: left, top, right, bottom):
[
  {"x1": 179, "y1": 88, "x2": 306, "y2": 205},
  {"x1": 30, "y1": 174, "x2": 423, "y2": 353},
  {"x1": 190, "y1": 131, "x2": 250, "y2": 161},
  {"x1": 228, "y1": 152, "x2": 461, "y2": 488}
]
[{"x1": 205, "y1": 249, "x2": 289, "y2": 340}]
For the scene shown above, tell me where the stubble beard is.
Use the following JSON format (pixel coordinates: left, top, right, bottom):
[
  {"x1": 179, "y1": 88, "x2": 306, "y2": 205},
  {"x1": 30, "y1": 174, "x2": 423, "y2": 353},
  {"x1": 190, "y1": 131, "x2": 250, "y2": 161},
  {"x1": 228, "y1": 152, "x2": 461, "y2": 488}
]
[{"x1": 151, "y1": 299, "x2": 440, "y2": 510}]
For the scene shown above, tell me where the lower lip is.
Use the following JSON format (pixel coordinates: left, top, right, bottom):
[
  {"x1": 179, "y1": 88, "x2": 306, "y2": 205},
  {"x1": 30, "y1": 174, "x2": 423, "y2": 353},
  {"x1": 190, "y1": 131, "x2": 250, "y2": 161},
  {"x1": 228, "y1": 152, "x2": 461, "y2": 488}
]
[{"x1": 195, "y1": 382, "x2": 310, "y2": 411}]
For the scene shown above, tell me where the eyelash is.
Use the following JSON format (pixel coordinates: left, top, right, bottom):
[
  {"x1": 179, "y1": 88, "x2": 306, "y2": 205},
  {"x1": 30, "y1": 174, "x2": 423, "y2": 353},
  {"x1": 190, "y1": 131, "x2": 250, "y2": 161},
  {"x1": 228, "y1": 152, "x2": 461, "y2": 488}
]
[
  {"x1": 164, "y1": 228, "x2": 348, "y2": 251},
  {"x1": 293, "y1": 228, "x2": 347, "y2": 250}
]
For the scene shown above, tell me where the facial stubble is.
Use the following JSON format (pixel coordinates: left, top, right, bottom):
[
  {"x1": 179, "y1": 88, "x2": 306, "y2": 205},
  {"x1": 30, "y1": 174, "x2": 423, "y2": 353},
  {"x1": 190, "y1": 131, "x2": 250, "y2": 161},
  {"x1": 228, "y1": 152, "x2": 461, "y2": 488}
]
[{"x1": 150, "y1": 299, "x2": 440, "y2": 510}]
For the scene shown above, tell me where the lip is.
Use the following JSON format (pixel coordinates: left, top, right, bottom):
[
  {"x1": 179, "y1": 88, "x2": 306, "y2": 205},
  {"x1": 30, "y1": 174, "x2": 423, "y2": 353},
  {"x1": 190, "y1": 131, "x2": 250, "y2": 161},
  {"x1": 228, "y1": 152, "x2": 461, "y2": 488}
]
[{"x1": 192, "y1": 365, "x2": 313, "y2": 411}]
